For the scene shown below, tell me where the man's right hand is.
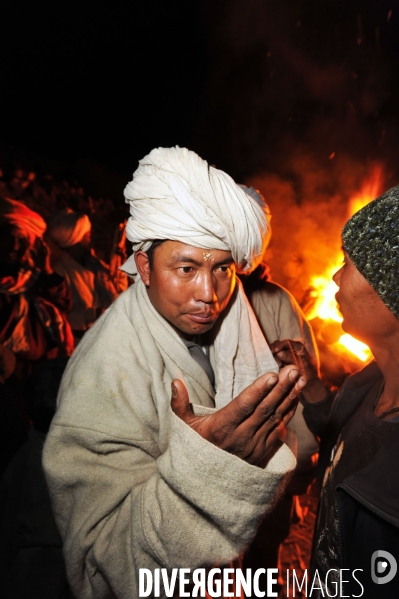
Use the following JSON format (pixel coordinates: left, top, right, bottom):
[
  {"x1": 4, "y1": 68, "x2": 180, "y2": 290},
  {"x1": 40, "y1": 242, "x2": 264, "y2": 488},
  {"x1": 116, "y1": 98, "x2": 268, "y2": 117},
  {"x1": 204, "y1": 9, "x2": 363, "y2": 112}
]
[{"x1": 171, "y1": 366, "x2": 306, "y2": 469}]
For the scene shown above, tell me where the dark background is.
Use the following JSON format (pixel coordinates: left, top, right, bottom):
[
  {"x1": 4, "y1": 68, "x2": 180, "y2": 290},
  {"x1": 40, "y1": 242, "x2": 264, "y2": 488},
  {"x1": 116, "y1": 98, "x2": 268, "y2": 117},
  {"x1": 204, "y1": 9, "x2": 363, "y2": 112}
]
[
  {"x1": 2, "y1": 0, "x2": 398, "y2": 375},
  {"x1": 2, "y1": 0, "x2": 399, "y2": 195}
]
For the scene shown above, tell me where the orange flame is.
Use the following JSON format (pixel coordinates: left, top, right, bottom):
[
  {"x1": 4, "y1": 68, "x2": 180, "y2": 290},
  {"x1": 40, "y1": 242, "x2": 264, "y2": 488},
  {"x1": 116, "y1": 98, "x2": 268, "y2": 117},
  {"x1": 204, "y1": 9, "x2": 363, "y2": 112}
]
[
  {"x1": 307, "y1": 166, "x2": 383, "y2": 363},
  {"x1": 347, "y1": 164, "x2": 384, "y2": 217},
  {"x1": 338, "y1": 335, "x2": 371, "y2": 362},
  {"x1": 306, "y1": 264, "x2": 342, "y2": 324}
]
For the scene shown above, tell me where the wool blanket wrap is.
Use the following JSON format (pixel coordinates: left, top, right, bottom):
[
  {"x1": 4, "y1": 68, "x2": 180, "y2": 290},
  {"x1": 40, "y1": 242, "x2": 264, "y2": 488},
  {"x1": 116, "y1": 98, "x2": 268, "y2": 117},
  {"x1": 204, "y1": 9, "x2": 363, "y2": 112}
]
[{"x1": 43, "y1": 281, "x2": 296, "y2": 599}]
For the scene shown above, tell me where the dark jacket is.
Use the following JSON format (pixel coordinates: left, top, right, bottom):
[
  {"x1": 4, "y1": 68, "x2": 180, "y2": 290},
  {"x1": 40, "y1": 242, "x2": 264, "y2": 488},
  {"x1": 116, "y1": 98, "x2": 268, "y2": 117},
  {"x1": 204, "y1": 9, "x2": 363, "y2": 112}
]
[
  {"x1": 0, "y1": 428, "x2": 76, "y2": 599},
  {"x1": 303, "y1": 361, "x2": 399, "y2": 597}
]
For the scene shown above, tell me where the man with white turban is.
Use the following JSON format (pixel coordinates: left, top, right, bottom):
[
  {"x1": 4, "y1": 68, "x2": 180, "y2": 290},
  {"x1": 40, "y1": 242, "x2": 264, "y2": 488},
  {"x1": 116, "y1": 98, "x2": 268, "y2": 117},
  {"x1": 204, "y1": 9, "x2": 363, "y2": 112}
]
[
  {"x1": 43, "y1": 147, "x2": 306, "y2": 599},
  {"x1": 0, "y1": 198, "x2": 74, "y2": 361},
  {"x1": 46, "y1": 208, "x2": 118, "y2": 338}
]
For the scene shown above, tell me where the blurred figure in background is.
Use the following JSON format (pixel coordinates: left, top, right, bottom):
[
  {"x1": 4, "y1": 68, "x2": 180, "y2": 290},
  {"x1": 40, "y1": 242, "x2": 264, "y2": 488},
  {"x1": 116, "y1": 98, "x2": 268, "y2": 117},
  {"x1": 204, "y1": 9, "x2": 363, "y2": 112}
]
[
  {"x1": 109, "y1": 220, "x2": 130, "y2": 294},
  {"x1": 0, "y1": 357, "x2": 76, "y2": 599},
  {"x1": 0, "y1": 198, "x2": 74, "y2": 364},
  {"x1": 239, "y1": 185, "x2": 320, "y2": 474},
  {"x1": 239, "y1": 185, "x2": 319, "y2": 583},
  {"x1": 0, "y1": 345, "x2": 28, "y2": 477},
  {"x1": 46, "y1": 208, "x2": 118, "y2": 342}
]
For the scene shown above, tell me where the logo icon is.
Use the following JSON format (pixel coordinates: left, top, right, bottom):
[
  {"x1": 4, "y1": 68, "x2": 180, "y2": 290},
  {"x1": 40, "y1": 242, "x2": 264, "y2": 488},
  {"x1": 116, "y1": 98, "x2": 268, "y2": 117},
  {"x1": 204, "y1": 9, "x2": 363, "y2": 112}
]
[{"x1": 371, "y1": 550, "x2": 397, "y2": 585}]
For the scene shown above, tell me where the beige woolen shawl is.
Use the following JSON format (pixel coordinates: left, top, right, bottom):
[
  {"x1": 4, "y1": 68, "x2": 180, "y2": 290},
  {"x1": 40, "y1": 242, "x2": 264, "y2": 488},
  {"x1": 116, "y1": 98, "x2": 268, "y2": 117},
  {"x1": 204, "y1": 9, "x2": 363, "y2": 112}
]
[
  {"x1": 121, "y1": 146, "x2": 278, "y2": 408},
  {"x1": 43, "y1": 279, "x2": 295, "y2": 599}
]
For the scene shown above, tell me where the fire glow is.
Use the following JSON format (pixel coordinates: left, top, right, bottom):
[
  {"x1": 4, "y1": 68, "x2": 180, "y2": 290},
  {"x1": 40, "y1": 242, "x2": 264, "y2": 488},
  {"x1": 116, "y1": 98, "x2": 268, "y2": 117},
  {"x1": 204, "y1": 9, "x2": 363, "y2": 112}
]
[{"x1": 305, "y1": 167, "x2": 383, "y2": 363}]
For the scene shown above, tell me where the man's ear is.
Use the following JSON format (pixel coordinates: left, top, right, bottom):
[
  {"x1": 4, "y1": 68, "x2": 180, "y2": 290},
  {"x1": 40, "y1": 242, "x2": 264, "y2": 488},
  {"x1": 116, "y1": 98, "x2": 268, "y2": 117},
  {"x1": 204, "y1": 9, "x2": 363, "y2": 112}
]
[{"x1": 134, "y1": 251, "x2": 151, "y2": 286}]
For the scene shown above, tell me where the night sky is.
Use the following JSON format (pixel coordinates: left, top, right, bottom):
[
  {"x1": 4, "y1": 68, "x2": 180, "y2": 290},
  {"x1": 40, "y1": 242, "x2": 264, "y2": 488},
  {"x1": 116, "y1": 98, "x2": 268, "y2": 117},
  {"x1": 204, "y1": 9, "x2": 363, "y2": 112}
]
[
  {"x1": 1, "y1": 1, "x2": 209, "y2": 185},
  {"x1": 2, "y1": 0, "x2": 399, "y2": 193}
]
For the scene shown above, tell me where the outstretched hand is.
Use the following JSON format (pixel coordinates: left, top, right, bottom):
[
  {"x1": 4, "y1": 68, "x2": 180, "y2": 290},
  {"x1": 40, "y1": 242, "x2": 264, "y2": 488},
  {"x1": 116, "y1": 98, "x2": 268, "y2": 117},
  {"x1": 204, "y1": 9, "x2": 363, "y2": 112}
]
[{"x1": 171, "y1": 365, "x2": 306, "y2": 469}]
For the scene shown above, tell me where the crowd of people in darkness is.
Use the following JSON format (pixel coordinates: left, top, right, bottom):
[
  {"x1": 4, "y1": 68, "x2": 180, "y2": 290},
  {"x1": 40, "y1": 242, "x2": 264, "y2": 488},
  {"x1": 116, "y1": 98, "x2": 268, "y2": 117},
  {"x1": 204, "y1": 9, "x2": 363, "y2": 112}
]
[{"x1": 0, "y1": 164, "x2": 126, "y2": 598}]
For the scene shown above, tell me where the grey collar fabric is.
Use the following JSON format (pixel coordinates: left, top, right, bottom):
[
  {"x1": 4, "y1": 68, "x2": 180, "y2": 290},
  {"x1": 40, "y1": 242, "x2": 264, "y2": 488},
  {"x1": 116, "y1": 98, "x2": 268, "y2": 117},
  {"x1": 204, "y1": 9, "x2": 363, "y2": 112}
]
[{"x1": 182, "y1": 338, "x2": 215, "y2": 390}]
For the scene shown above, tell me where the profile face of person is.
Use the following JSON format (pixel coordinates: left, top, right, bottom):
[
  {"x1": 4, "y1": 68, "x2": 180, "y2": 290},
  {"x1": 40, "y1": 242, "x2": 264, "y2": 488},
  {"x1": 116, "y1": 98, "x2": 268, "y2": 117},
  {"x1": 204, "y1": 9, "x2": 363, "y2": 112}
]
[
  {"x1": 135, "y1": 240, "x2": 237, "y2": 340},
  {"x1": 67, "y1": 231, "x2": 92, "y2": 263},
  {"x1": 333, "y1": 250, "x2": 397, "y2": 347},
  {"x1": 80, "y1": 231, "x2": 91, "y2": 249},
  {"x1": 0, "y1": 224, "x2": 31, "y2": 269}
]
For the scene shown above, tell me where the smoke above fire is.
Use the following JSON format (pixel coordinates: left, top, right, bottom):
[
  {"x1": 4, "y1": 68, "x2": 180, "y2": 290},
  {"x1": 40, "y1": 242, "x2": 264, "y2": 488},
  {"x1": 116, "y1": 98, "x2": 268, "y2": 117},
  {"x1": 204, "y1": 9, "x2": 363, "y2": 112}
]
[
  {"x1": 193, "y1": 0, "x2": 399, "y2": 380},
  {"x1": 195, "y1": 0, "x2": 399, "y2": 183},
  {"x1": 195, "y1": 2, "x2": 397, "y2": 370},
  {"x1": 248, "y1": 157, "x2": 384, "y2": 379},
  {"x1": 250, "y1": 157, "x2": 384, "y2": 301}
]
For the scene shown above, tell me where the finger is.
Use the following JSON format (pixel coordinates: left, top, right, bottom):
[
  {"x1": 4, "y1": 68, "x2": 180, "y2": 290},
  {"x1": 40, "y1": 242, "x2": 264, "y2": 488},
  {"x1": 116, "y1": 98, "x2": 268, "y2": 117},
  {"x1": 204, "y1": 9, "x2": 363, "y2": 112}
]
[
  {"x1": 238, "y1": 376, "x2": 304, "y2": 467},
  {"x1": 269, "y1": 339, "x2": 295, "y2": 354},
  {"x1": 285, "y1": 340, "x2": 300, "y2": 369},
  {"x1": 295, "y1": 375, "x2": 307, "y2": 394},
  {"x1": 251, "y1": 391, "x2": 300, "y2": 452},
  {"x1": 295, "y1": 350, "x2": 306, "y2": 375},
  {"x1": 244, "y1": 367, "x2": 303, "y2": 431},
  {"x1": 217, "y1": 366, "x2": 303, "y2": 437},
  {"x1": 227, "y1": 372, "x2": 280, "y2": 426},
  {"x1": 271, "y1": 339, "x2": 307, "y2": 356},
  {"x1": 170, "y1": 379, "x2": 194, "y2": 422},
  {"x1": 281, "y1": 397, "x2": 299, "y2": 427},
  {"x1": 252, "y1": 424, "x2": 285, "y2": 468},
  {"x1": 270, "y1": 364, "x2": 301, "y2": 407},
  {"x1": 271, "y1": 339, "x2": 305, "y2": 372},
  {"x1": 274, "y1": 348, "x2": 306, "y2": 374},
  {"x1": 272, "y1": 374, "x2": 307, "y2": 413}
]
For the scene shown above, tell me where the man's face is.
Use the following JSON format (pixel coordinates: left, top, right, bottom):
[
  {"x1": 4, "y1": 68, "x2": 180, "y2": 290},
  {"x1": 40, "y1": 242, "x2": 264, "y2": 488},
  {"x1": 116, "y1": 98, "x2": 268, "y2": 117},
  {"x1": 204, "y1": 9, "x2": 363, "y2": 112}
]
[
  {"x1": 137, "y1": 241, "x2": 236, "y2": 339},
  {"x1": 333, "y1": 251, "x2": 397, "y2": 346},
  {"x1": 0, "y1": 225, "x2": 31, "y2": 270},
  {"x1": 67, "y1": 232, "x2": 91, "y2": 263}
]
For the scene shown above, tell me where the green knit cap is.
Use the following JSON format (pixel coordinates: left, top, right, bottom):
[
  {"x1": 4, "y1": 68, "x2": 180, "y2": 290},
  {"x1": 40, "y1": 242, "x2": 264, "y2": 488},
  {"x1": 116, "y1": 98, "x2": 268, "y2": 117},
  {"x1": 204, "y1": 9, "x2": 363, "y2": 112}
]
[{"x1": 342, "y1": 184, "x2": 399, "y2": 318}]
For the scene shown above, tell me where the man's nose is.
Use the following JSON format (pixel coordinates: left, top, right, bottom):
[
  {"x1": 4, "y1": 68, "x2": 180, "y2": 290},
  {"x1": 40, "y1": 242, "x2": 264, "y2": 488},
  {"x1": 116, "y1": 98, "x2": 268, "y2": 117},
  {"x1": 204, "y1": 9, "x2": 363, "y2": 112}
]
[
  {"x1": 332, "y1": 266, "x2": 342, "y2": 286},
  {"x1": 195, "y1": 271, "x2": 218, "y2": 304}
]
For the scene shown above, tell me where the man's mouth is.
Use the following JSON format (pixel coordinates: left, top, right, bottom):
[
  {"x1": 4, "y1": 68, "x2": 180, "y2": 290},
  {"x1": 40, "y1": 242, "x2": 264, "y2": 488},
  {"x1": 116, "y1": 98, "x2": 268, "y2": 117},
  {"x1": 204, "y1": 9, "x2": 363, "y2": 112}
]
[
  {"x1": 186, "y1": 313, "x2": 216, "y2": 324},
  {"x1": 335, "y1": 293, "x2": 342, "y2": 312}
]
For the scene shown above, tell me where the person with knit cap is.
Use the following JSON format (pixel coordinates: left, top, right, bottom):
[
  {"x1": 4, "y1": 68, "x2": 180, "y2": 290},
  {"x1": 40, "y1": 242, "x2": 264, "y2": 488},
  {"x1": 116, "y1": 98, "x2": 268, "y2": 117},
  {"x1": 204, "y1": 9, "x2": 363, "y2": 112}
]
[
  {"x1": 273, "y1": 185, "x2": 399, "y2": 598},
  {"x1": 46, "y1": 208, "x2": 117, "y2": 340},
  {"x1": 43, "y1": 147, "x2": 306, "y2": 599}
]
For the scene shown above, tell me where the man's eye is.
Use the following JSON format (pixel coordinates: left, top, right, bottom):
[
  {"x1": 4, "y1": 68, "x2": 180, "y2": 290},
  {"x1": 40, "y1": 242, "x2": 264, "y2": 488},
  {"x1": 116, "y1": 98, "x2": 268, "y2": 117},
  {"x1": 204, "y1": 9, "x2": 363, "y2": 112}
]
[
  {"x1": 216, "y1": 266, "x2": 231, "y2": 274},
  {"x1": 179, "y1": 266, "x2": 194, "y2": 274}
]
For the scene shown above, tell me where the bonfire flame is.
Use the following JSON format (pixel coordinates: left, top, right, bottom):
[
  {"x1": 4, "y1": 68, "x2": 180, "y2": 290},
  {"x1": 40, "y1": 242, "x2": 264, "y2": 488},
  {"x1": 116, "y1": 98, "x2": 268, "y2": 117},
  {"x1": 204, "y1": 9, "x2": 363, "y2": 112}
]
[
  {"x1": 306, "y1": 167, "x2": 383, "y2": 363},
  {"x1": 347, "y1": 164, "x2": 384, "y2": 217}
]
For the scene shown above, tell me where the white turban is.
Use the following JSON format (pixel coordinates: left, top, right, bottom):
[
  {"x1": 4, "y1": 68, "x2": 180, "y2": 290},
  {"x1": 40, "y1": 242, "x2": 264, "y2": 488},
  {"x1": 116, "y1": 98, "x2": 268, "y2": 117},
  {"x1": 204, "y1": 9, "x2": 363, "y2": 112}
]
[
  {"x1": 238, "y1": 184, "x2": 272, "y2": 251},
  {"x1": 121, "y1": 147, "x2": 279, "y2": 409},
  {"x1": 122, "y1": 146, "x2": 269, "y2": 275},
  {"x1": 46, "y1": 209, "x2": 91, "y2": 248},
  {"x1": 0, "y1": 198, "x2": 46, "y2": 245}
]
